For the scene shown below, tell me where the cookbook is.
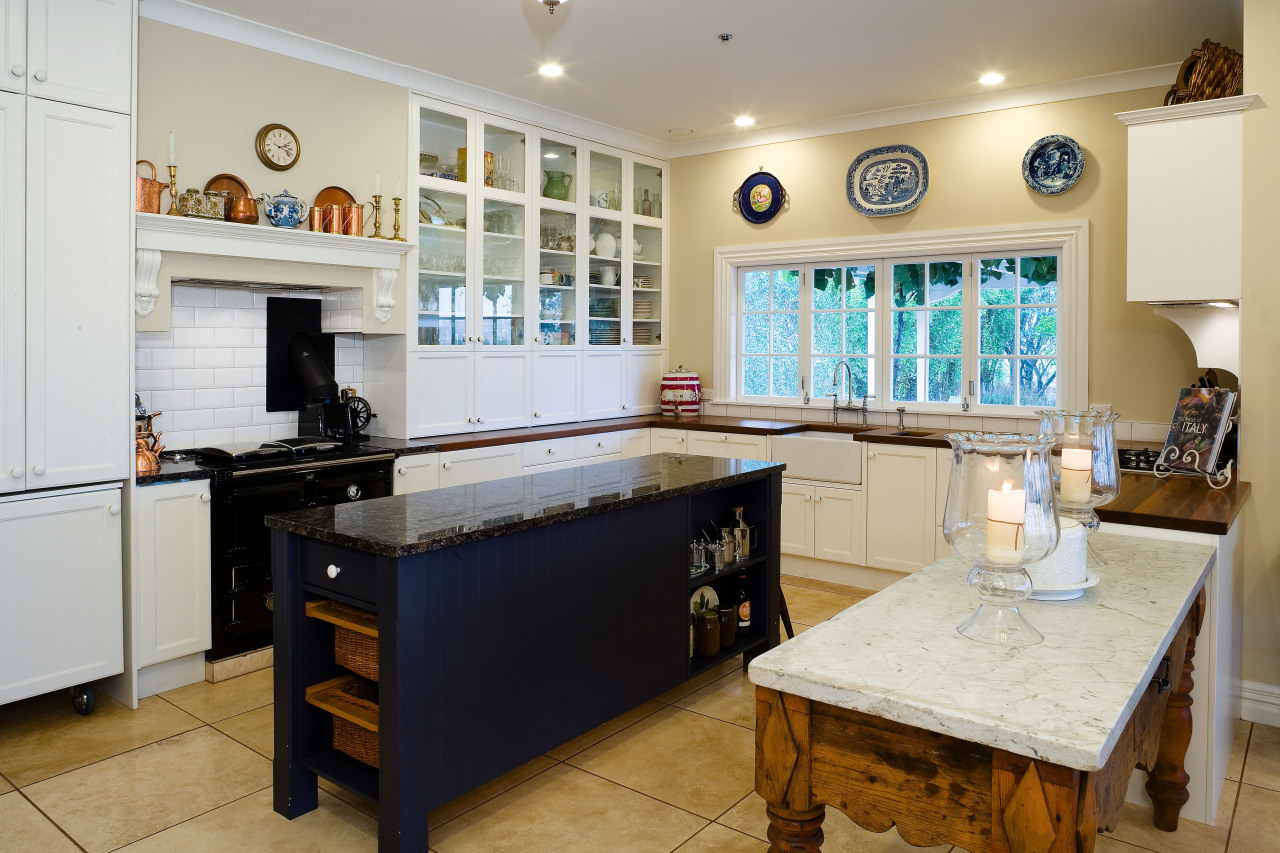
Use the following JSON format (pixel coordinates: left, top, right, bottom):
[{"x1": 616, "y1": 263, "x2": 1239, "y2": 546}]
[{"x1": 1159, "y1": 387, "x2": 1237, "y2": 474}]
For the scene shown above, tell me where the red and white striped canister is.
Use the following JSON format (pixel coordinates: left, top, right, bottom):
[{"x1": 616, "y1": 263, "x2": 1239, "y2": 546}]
[{"x1": 660, "y1": 366, "x2": 702, "y2": 417}]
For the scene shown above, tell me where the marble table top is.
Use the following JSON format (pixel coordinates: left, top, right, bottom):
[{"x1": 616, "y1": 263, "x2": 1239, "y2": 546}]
[{"x1": 749, "y1": 533, "x2": 1215, "y2": 771}]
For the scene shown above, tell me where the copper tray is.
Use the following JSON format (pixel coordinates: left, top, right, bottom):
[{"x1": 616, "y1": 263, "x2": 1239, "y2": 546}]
[
  {"x1": 204, "y1": 173, "x2": 252, "y2": 199},
  {"x1": 314, "y1": 186, "x2": 357, "y2": 231}
]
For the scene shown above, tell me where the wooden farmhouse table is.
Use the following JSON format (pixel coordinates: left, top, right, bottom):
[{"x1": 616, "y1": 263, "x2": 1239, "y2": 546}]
[{"x1": 750, "y1": 533, "x2": 1214, "y2": 853}]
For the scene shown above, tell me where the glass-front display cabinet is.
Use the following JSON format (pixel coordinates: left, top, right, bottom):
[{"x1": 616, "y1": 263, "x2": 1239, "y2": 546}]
[
  {"x1": 588, "y1": 215, "x2": 623, "y2": 346},
  {"x1": 634, "y1": 161, "x2": 662, "y2": 220},
  {"x1": 631, "y1": 223, "x2": 662, "y2": 347},
  {"x1": 480, "y1": 198, "x2": 525, "y2": 345},
  {"x1": 539, "y1": 136, "x2": 578, "y2": 205},
  {"x1": 537, "y1": 208, "x2": 578, "y2": 346},
  {"x1": 417, "y1": 102, "x2": 470, "y2": 346}
]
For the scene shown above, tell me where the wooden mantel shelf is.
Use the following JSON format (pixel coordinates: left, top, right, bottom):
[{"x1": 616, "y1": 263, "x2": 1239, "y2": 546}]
[{"x1": 133, "y1": 212, "x2": 411, "y2": 322}]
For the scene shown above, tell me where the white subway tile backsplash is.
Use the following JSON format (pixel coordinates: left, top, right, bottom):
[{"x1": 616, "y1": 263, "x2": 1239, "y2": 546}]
[
  {"x1": 214, "y1": 407, "x2": 253, "y2": 428},
  {"x1": 335, "y1": 348, "x2": 362, "y2": 366},
  {"x1": 233, "y1": 387, "x2": 265, "y2": 407},
  {"x1": 170, "y1": 307, "x2": 196, "y2": 327},
  {"x1": 233, "y1": 425, "x2": 273, "y2": 444},
  {"x1": 253, "y1": 329, "x2": 267, "y2": 347},
  {"x1": 252, "y1": 406, "x2": 290, "y2": 425},
  {"x1": 135, "y1": 331, "x2": 173, "y2": 348},
  {"x1": 214, "y1": 367, "x2": 253, "y2": 388},
  {"x1": 233, "y1": 348, "x2": 265, "y2": 367},
  {"x1": 352, "y1": 365, "x2": 364, "y2": 383},
  {"x1": 1132, "y1": 422, "x2": 1167, "y2": 442},
  {"x1": 749, "y1": 406, "x2": 776, "y2": 420},
  {"x1": 269, "y1": 423, "x2": 296, "y2": 440},
  {"x1": 214, "y1": 288, "x2": 255, "y2": 308},
  {"x1": 917, "y1": 414, "x2": 951, "y2": 428},
  {"x1": 172, "y1": 409, "x2": 214, "y2": 430},
  {"x1": 334, "y1": 365, "x2": 354, "y2": 384},
  {"x1": 702, "y1": 402, "x2": 726, "y2": 416},
  {"x1": 252, "y1": 367, "x2": 268, "y2": 386},
  {"x1": 195, "y1": 307, "x2": 236, "y2": 328},
  {"x1": 191, "y1": 428, "x2": 235, "y2": 446},
  {"x1": 214, "y1": 326, "x2": 254, "y2": 348},
  {"x1": 134, "y1": 349, "x2": 152, "y2": 369},
  {"x1": 1113, "y1": 421, "x2": 1133, "y2": 441},
  {"x1": 161, "y1": 429, "x2": 194, "y2": 448},
  {"x1": 172, "y1": 286, "x2": 215, "y2": 308},
  {"x1": 151, "y1": 389, "x2": 195, "y2": 411},
  {"x1": 193, "y1": 388, "x2": 235, "y2": 409},
  {"x1": 172, "y1": 368, "x2": 215, "y2": 389},
  {"x1": 152, "y1": 348, "x2": 195, "y2": 369},
  {"x1": 135, "y1": 370, "x2": 173, "y2": 391},
  {"x1": 173, "y1": 327, "x2": 215, "y2": 348},
  {"x1": 982, "y1": 417, "x2": 1019, "y2": 433},
  {"x1": 194, "y1": 348, "x2": 236, "y2": 369},
  {"x1": 234, "y1": 308, "x2": 266, "y2": 329},
  {"x1": 253, "y1": 291, "x2": 273, "y2": 309},
  {"x1": 135, "y1": 390, "x2": 152, "y2": 412}
]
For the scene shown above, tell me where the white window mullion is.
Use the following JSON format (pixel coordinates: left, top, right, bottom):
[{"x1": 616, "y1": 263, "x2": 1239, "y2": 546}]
[{"x1": 962, "y1": 254, "x2": 978, "y2": 411}]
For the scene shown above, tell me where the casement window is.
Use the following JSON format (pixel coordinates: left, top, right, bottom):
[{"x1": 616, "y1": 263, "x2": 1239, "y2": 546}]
[{"x1": 714, "y1": 223, "x2": 1087, "y2": 415}]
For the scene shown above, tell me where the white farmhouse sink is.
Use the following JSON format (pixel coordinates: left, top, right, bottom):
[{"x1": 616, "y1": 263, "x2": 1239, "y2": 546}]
[{"x1": 771, "y1": 430, "x2": 863, "y2": 484}]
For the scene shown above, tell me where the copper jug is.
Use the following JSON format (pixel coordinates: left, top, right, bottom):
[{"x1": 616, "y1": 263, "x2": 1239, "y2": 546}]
[
  {"x1": 226, "y1": 195, "x2": 259, "y2": 225},
  {"x1": 323, "y1": 203, "x2": 344, "y2": 234},
  {"x1": 135, "y1": 160, "x2": 165, "y2": 213},
  {"x1": 341, "y1": 202, "x2": 373, "y2": 236}
]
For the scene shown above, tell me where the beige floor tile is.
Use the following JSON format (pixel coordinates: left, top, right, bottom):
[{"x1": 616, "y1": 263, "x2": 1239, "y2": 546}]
[
  {"x1": 212, "y1": 704, "x2": 274, "y2": 759},
  {"x1": 781, "y1": 575, "x2": 875, "y2": 600},
  {"x1": 675, "y1": 822, "x2": 767, "y2": 852},
  {"x1": 1242, "y1": 722, "x2": 1280, "y2": 792},
  {"x1": 0, "y1": 773, "x2": 12, "y2": 794},
  {"x1": 0, "y1": 691, "x2": 65, "y2": 726},
  {"x1": 567, "y1": 705, "x2": 754, "y2": 819},
  {"x1": 780, "y1": 584, "x2": 861, "y2": 625},
  {"x1": 0, "y1": 694, "x2": 202, "y2": 787},
  {"x1": 547, "y1": 701, "x2": 664, "y2": 760},
  {"x1": 1101, "y1": 801, "x2": 1226, "y2": 853},
  {"x1": 319, "y1": 778, "x2": 380, "y2": 820},
  {"x1": 1226, "y1": 720, "x2": 1251, "y2": 782},
  {"x1": 429, "y1": 754, "x2": 558, "y2": 827},
  {"x1": 780, "y1": 621, "x2": 812, "y2": 642},
  {"x1": 0, "y1": 791, "x2": 81, "y2": 853},
  {"x1": 160, "y1": 667, "x2": 274, "y2": 723},
  {"x1": 1094, "y1": 837, "x2": 1150, "y2": 852},
  {"x1": 1227, "y1": 783, "x2": 1280, "y2": 852},
  {"x1": 655, "y1": 657, "x2": 743, "y2": 704},
  {"x1": 717, "y1": 792, "x2": 950, "y2": 852},
  {"x1": 675, "y1": 668, "x2": 756, "y2": 728},
  {"x1": 23, "y1": 726, "x2": 272, "y2": 853},
  {"x1": 115, "y1": 787, "x2": 376, "y2": 852},
  {"x1": 430, "y1": 763, "x2": 707, "y2": 853}
]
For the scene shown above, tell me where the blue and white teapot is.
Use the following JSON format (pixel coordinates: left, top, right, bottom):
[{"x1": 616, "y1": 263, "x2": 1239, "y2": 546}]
[{"x1": 257, "y1": 189, "x2": 309, "y2": 229}]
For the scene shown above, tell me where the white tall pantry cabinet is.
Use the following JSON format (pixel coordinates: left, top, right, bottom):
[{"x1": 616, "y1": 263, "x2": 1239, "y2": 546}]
[{"x1": 0, "y1": 0, "x2": 133, "y2": 711}]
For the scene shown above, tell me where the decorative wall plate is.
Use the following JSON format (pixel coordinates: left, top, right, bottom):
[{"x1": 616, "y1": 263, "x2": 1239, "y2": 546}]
[
  {"x1": 846, "y1": 144, "x2": 929, "y2": 216},
  {"x1": 1022, "y1": 135, "x2": 1085, "y2": 195},
  {"x1": 732, "y1": 169, "x2": 787, "y2": 224}
]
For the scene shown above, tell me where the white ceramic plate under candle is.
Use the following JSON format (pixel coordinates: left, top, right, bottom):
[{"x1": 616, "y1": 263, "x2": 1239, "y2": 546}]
[{"x1": 1030, "y1": 571, "x2": 1100, "y2": 601}]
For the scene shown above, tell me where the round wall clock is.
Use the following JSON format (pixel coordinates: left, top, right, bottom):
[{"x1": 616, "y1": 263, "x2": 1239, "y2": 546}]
[
  {"x1": 732, "y1": 169, "x2": 788, "y2": 224},
  {"x1": 846, "y1": 144, "x2": 928, "y2": 217},
  {"x1": 256, "y1": 123, "x2": 301, "y2": 171},
  {"x1": 1022, "y1": 135, "x2": 1084, "y2": 195}
]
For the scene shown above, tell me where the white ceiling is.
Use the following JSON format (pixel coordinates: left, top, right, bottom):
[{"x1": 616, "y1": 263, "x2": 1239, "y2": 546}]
[{"x1": 173, "y1": 0, "x2": 1242, "y2": 149}]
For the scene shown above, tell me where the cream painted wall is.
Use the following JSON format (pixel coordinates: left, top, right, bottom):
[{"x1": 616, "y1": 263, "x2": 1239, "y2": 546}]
[
  {"x1": 668, "y1": 88, "x2": 1197, "y2": 423},
  {"x1": 136, "y1": 19, "x2": 409, "y2": 331},
  {"x1": 1240, "y1": 1, "x2": 1279, "y2": 688}
]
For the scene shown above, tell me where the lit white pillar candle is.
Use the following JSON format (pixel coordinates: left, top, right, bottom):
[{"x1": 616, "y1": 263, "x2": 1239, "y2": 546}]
[
  {"x1": 395, "y1": 177, "x2": 401, "y2": 198},
  {"x1": 168, "y1": 132, "x2": 175, "y2": 167},
  {"x1": 375, "y1": 171, "x2": 381, "y2": 196},
  {"x1": 987, "y1": 480, "x2": 1025, "y2": 561},
  {"x1": 1060, "y1": 448, "x2": 1093, "y2": 504}
]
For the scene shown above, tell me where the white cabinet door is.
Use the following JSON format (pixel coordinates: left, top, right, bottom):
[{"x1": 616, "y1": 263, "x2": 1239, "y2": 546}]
[
  {"x1": 582, "y1": 351, "x2": 625, "y2": 419},
  {"x1": 411, "y1": 352, "x2": 473, "y2": 436},
  {"x1": 0, "y1": 91, "x2": 22, "y2": 493},
  {"x1": 865, "y1": 444, "x2": 936, "y2": 573},
  {"x1": 439, "y1": 445, "x2": 520, "y2": 487},
  {"x1": 474, "y1": 351, "x2": 528, "y2": 431},
  {"x1": 26, "y1": 98, "x2": 129, "y2": 489},
  {"x1": 393, "y1": 452, "x2": 439, "y2": 495},
  {"x1": 27, "y1": 0, "x2": 133, "y2": 114},
  {"x1": 649, "y1": 427, "x2": 687, "y2": 454},
  {"x1": 780, "y1": 481, "x2": 815, "y2": 557},
  {"x1": 814, "y1": 485, "x2": 865, "y2": 565},
  {"x1": 136, "y1": 480, "x2": 211, "y2": 667},
  {"x1": 619, "y1": 428, "x2": 650, "y2": 459},
  {"x1": 531, "y1": 349, "x2": 580, "y2": 424},
  {"x1": 0, "y1": 0, "x2": 24, "y2": 97},
  {"x1": 686, "y1": 431, "x2": 769, "y2": 461},
  {"x1": 0, "y1": 486, "x2": 122, "y2": 704},
  {"x1": 935, "y1": 448, "x2": 952, "y2": 558},
  {"x1": 624, "y1": 349, "x2": 664, "y2": 414}
]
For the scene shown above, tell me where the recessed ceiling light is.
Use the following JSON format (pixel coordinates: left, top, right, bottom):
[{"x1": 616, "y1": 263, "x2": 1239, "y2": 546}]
[
  {"x1": 539, "y1": 63, "x2": 564, "y2": 77},
  {"x1": 667, "y1": 128, "x2": 694, "y2": 136},
  {"x1": 544, "y1": 152, "x2": 560, "y2": 159},
  {"x1": 534, "y1": 0, "x2": 569, "y2": 14},
  {"x1": 734, "y1": 116, "x2": 755, "y2": 127},
  {"x1": 979, "y1": 72, "x2": 1005, "y2": 86}
]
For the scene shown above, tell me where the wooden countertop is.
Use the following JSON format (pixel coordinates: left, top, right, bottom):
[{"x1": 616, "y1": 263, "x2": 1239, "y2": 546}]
[{"x1": 1097, "y1": 471, "x2": 1250, "y2": 536}]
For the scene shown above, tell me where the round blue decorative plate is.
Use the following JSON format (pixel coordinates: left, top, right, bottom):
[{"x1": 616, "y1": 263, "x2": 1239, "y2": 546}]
[
  {"x1": 846, "y1": 144, "x2": 928, "y2": 217},
  {"x1": 733, "y1": 170, "x2": 787, "y2": 224},
  {"x1": 1022, "y1": 135, "x2": 1085, "y2": 195}
]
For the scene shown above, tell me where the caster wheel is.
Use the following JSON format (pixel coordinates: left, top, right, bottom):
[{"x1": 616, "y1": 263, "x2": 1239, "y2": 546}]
[{"x1": 70, "y1": 685, "x2": 95, "y2": 716}]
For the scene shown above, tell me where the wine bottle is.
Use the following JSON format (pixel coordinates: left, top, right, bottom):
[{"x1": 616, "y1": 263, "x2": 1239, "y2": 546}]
[{"x1": 736, "y1": 572, "x2": 751, "y2": 638}]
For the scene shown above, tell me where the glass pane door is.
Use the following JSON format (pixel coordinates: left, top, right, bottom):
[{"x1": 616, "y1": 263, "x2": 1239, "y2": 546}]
[
  {"x1": 588, "y1": 151, "x2": 622, "y2": 212},
  {"x1": 480, "y1": 199, "x2": 525, "y2": 345},
  {"x1": 417, "y1": 187, "x2": 467, "y2": 345},
  {"x1": 418, "y1": 106, "x2": 467, "y2": 183},
  {"x1": 889, "y1": 259, "x2": 963, "y2": 403},
  {"x1": 537, "y1": 209, "x2": 577, "y2": 346},
  {"x1": 810, "y1": 265, "x2": 875, "y2": 398},
  {"x1": 631, "y1": 223, "x2": 661, "y2": 347},
  {"x1": 633, "y1": 161, "x2": 662, "y2": 219},
  {"x1": 483, "y1": 122, "x2": 525, "y2": 193},
  {"x1": 588, "y1": 216, "x2": 623, "y2": 346},
  {"x1": 539, "y1": 138, "x2": 578, "y2": 204}
]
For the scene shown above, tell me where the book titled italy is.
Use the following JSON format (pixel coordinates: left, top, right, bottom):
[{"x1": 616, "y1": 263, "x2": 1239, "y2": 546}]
[{"x1": 1159, "y1": 387, "x2": 1237, "y2": 474}]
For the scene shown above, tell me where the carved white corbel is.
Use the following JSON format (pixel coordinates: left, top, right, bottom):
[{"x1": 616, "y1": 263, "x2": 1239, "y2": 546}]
[
  {"x1": 373, "y1": 268, "x2": 397, "y2": 323},
  {"x1": 135, "y1": 248, "x2": 162, "y2": 317}
]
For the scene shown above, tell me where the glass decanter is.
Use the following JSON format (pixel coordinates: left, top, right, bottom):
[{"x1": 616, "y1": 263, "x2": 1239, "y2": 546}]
[{"x1": 1036, "y1": 410, "x2": 1120, "y2": 567}]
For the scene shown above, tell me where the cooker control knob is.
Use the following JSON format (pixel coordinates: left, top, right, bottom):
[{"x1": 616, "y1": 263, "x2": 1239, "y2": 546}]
[
  {"x1": 346, "y1": 484, "x2": 362, "y2": 500},
  {"x1": 327, "y1": 564, "x2": 341, "y2": 578}
]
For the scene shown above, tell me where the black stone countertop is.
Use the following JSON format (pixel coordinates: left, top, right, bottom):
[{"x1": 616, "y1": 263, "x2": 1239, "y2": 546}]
[
  {"x1": 363, "y1": 436, "x2": 444, "y2": 455},
  {"x1": 135, "y1": 457, "x2": 211, "y2": 485},
  {"x1": 265, "y1": 453, "x2": 785, "y2": 558}
]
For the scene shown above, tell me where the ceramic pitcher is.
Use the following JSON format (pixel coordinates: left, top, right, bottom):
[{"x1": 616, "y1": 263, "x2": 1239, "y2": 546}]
[{"x1": 542, "y1": 170, "x2": 572, "y2": 201}]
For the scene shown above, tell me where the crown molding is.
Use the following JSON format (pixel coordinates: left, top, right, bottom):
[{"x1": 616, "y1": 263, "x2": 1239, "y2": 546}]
[{"x1": 1115, "y1": 93, "x2": 1258, "y2": 125}]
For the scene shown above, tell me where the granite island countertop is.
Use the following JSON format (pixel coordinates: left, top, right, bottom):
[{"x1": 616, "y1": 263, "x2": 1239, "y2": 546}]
[
  {"x1": 748, "y1": 532, "x2": 1215, "y2": 771},
  {"x1": 265, "y1": 453, "x2": 785, "y2": 558}
]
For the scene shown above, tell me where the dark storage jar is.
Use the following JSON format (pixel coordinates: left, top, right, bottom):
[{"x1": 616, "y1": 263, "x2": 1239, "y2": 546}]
[
  {"x1": 695, "y1": 611, "x2": 720, "y2": 658},
  {"x1": 718, "y1": 605, "x2": 736, "y2": 650}
]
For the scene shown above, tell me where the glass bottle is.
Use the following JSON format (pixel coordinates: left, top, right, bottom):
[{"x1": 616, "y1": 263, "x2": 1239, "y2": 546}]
[
  {"x1": 736, "y1": 572, "x2": 751, "y2": 638},
  {"x1": 640, "y1": 188, "x2": 652, "y2": 217}
]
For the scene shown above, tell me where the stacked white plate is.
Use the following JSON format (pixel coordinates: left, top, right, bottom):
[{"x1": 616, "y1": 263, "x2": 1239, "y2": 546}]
[
  {"x1": 634, "y1": 299, "x2": 652, "y2": 319},
  {"x1": 589, "y1": 326, "x2": 621, "y2": 345},
  {"x1": 633, "y1": 328, "x2": 653, "y2": 344}
]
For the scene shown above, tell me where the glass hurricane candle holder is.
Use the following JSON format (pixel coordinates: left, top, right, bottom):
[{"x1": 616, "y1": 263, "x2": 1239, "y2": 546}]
[
  {"x1": 942, "y1": 432, "x2": 1059, "y2": 646},
  {"x1": 1036, "y1": 410, "x2": 1120, "y2": 567}
]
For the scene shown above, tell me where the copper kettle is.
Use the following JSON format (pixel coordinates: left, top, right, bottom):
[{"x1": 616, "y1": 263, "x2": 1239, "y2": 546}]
[
  {"x1": 135, "y1": 412, "x2": 164, "y2": 476},
  {"x1": 135, "y1": 160, "x2": 165, "y2": 214},
  {"x1": 226, "y1": 195, "x2": 259, "y2": 225}
]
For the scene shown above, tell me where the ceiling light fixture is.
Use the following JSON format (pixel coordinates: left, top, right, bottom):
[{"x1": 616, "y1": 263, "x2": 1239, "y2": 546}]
[
  {"x1": 535, "y1": 0, "x2": 570, "y2": 14},
  {"x1": 979, "y1": 72, "x2": 1005, "y2": 86},
  {"x1": 734, "y1": 116, "x2": 755, "y2": 127},
  {"x1": 539, "y1": 63, "x2": 563, "y2": 77},
  {"x1": 667, "y1": 128, "x2": 694, "y2": 136}
]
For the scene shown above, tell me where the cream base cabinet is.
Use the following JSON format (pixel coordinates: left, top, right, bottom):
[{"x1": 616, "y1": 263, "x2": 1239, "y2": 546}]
[
  {"x1": 582, "y1": 352, "x2": 625, "y2": 419},
  {"x1": 410, "y1": 353, "x2": 473, "y2": 436},
  {"x1": 619, "y1": 428, "x2": 650, "y2": 458},
  {"x1": 0, "y1": 91, "x2": 24, "y2": 493},
  {"x1": 531, "y1": 350, "x2": 580, "y2": 425},
  {"x1": 474, "y1": 352, "x2": 529, "y2": 431},
  {"x1": 865, "y1": 444, "x2": 937, "y2": 572},
  {"x1": 439, "y1": 445, "x2": 521, "y2": 487},
  {"x1": 814, "y1": 485, "x2": 866, "y2": 565},
  {"x1": 135, "y1": 480, "x2": 211, "y2": 667},
  {"x1": 624, "y1": 350, "x2": 664, "y2": 415},
  {"x1": 650, "y1": 427, "x2": 687, "y2": 454},
  {"x1": 781, "y1": 481, "x2": 816, "y2": 556},
  {"x1": 685, "y1": 430, "x2": 768, "y2": 461},
  {"x1": 0, "y1": 485, "x2": 123, "y2": 705},
  {"x1": 935, "y1": 448, "x2": 952, "y2": 559},
  {"x1": 393, "y1": 452, "x2": 440, "y2": 495}
]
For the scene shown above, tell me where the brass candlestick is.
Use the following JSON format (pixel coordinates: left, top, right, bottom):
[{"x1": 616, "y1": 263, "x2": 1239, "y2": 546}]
[
  {"x1": 166, "y1": 165, "x2": 179, "y2": 215},
  {"x1": 391, "y1": 196, "x2": 406, "y2": 241},
  {"x1": 371, "y1": 194, "x2": 387, "y2": 239}
]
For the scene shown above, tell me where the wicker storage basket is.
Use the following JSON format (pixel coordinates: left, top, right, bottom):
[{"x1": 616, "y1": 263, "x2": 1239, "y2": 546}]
[
  {"x1": 315, "y1": 677, "x2": 380, "y2": 768},
  {"x1": 331, "y1": 606, "x2": 379, "y2": 681}
]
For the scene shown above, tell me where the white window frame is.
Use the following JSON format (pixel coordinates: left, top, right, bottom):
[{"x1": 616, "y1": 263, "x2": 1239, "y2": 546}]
[{"x1": 713, "y1": 222, "x2": 1088, "y2": 414}]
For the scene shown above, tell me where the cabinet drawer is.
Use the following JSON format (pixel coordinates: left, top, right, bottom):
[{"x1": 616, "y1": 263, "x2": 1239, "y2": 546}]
[
  {"x1": 522, "y1": 436, "x2": 578, "y2": 467},
  {"x1": 686, "y1": 431, "x2": 768, "y2": 460},
  {"x1": 300, "y1": 540, "x2": 377, "y2": 605},
  {"x1": 575, "y1": 432, "x2": 621, "y2": 458}
]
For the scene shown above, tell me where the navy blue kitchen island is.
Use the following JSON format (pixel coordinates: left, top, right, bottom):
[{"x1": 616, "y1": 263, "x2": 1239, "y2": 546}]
[{"x1": 266, "y1": 453, "x2": 783, "y2": 852}]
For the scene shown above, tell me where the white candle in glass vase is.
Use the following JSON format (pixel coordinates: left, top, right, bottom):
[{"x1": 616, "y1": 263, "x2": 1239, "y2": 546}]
[
  {"x1": 1060, "y1": 448, "x2": 1093, "y2": 504},
  {"x1": 987, "y1": 481, "x2": 1026, "y2": 561}
]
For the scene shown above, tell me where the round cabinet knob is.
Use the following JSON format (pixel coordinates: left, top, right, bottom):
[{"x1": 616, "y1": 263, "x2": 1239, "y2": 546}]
[
  {"x1": 397, "y1": 466, "x2": 408, "y2": 476},
  {"x1": 326, "y1": 564, "x2": 341, "y2": 578},
  {"x1": 622, "y1": 337, "x2": 628, "y2": 343},
  {"x1": 677, "y1": 437, "x2": 684, "y2": 443},
  {"x1": 32, "y1": 70, "x2": 46, "y2": 83},
  {"x1": 816, "y1": 496, "x2": 824, "y2": 503},
  {"x1": 621, "y1": 404, "x2": 629, "y2": 410},
  {"x1": 442, "y1": 461, "x2": 452, "y2": 470},
  {"x1": 467, "y1": 417, "x2": 475, "y2": 424},
  {"x1": 9, "y1": 65, "x2": 23, "y2": 78},
  {"x1": 533, "y1": 412, "x2": 541, "y2": 418},
  {"x1": 477, "y1": 417, "x2": 485, "y2": 424},
  {"x1": 546, "y1": 448, "x2": 555, "y2": 455},
  {"x1": 31, "y1": 464, "x2": 45, "y2": 476},
  {"x1": 200, "y1": 493, "x2": 212, "y2": 503},
  {"x1": 596, "y1": 441, "x2": 603, "y2": 448},
  {"x1": 868, "y1": 451, "x2": 876, "y2": 459},
  {"x1": 108, "y1": 504, "x2": 121, "y2": 515},
  {"x1": 722, "y1": 435, "x2": 729, "y2": 441},
  {"x1": 804, "y1": 494, "x2": 812, "y2": 501},
  {"x1": 8, "y1": 467, "x2": 21, "y2": 478}
]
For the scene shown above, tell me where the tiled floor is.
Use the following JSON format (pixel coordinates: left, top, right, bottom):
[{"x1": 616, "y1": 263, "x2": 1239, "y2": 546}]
[{"x1": 0, "y1": 576, "x2": 1275, "y2": 852}]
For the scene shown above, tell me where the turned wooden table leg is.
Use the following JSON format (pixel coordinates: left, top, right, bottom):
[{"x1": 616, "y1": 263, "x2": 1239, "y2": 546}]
[
  {"x1": 1146, "y1": 588, "x2": 1205, "y2": 832},
  {"x1": 766, "y1": 804, "x2": 824, "y2": 853}
]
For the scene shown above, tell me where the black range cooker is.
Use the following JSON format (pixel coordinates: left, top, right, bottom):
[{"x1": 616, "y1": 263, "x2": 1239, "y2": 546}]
[{"x1": 188, "y1": 437, "x2": 394, "y2": 660}]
